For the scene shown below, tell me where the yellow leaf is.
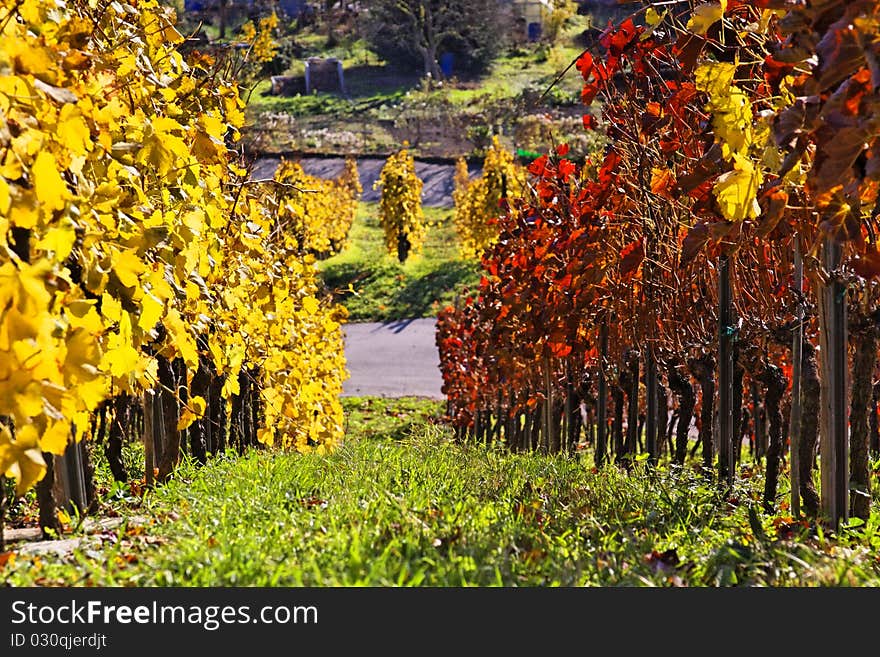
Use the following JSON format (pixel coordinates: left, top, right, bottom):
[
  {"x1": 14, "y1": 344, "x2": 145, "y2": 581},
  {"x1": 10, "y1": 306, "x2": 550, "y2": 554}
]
[
  {"x1": 257, "y1": 426, "x2": 275, "y2": 447},
  {"x1": 0, "y1": 423, "x2": 46, "y2": 496},
  {"x1": 35, "y1": 220, "x2": 77, "y2": 261},
  {"x1": 713, "y1": 153, "x2": 763, "y2": 222},
  {"x1": 164, "y1": 309, "x2": 198, "y2": 368},
  {"x1": 695, "y1": 62, "x2": 736, "y2": 100},
  {"x1": 13, "y1": 260, "x2": 53, "y2": 312},
  {"x1": 32, "y1": 150, "x2": 68, "y2": 212},
  {"x1": 101, "y1": 292, "x2": 122, "y2": 322},
  {"x1": 101, "y1": 312, "x2": 141, "y2": 378},
  {"x1": 40, "y1": 420, "x2": 70, "y2": 455},
  {"x1": 57, "y1": 104, "x2": 91, "y2": 156},
  {"x1": 67, "y1": 300, "x2": 104, "y2": 334},
  {"x1": 14, "y1": 381, "x2": 45, "y2": 418},
  {"x1": 687, "y1": 1, "x2": 726, "y2": 36},
  {"x1": 111, "y1": 248, "x2": 145, "y2": 288},
  {"x1": 302, "y1": 296, "x2": 319, "y2": 315},
  {"x1": 177, "y1": 395, "x2": 206, "y2": 430},
  {"x1": 221, "y1": 372, "x2": 240, "y2": 398},
  {"x1": 57, "y1": 508, "x2": 71, "y2": 526},
  {"x1": 646, "y1": 7, "x2": 663, "y2": 27},
  {"x1": 138, "y1": 292, "x2": 164, "y2": 331},
  {"x1": 0, "y1": 177, "x2": 9, "y2": 215}
]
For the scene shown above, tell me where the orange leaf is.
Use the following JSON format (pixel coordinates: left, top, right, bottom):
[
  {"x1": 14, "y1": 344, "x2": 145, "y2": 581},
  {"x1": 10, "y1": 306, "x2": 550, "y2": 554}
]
[{"x1": 651, "y1": 168, "x2": 676, "y2": 198}]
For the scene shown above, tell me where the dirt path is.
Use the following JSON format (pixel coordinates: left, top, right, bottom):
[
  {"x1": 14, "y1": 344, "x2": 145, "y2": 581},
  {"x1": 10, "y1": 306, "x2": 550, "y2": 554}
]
[
  {"x1": 342, "y1": 319, "x2": 444, "y2": 399},
  {"x1": 252, "y1": 156, "x2": 477, "y2": 208}
]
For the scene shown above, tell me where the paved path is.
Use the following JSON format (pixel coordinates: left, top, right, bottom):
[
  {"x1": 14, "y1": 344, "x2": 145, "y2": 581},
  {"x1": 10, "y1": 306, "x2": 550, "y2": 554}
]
[
  {"x1": 253, "y1": 157, "x2": 478, "y2": 208},
  {"x1": 342, "y1": 319, "x2": 444, "y2": 399}
]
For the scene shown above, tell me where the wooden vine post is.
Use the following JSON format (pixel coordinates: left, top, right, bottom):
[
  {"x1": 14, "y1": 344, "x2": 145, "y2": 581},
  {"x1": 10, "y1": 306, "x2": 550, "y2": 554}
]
[
  {"x1": 718, "y1": 254, "x2": 734, "y2": 486},
  {"x1": 646, "y1": 349, "x2": 657, "y2": 465},
  {"x1": 143, "y1": 390, "x2": 156, "y2": 486},
  {"x1": 818, "y1": 239, "x2": 848, "y2": 527},
  {"x1": 596, "y1": 320, "x2": 608, "y2": 467},
  {"x1": 789, "y1": 239, "x2": 803, "y2": 516},
  {"x1": 54, "y1": 433, "x2": 88, "y2": 515}
]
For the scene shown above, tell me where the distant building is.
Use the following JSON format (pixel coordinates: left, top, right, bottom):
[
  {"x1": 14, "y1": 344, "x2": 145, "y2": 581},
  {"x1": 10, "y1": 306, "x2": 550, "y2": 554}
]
[{"x1": 504, "y1": 0, "x2": 555, "y2": 41}]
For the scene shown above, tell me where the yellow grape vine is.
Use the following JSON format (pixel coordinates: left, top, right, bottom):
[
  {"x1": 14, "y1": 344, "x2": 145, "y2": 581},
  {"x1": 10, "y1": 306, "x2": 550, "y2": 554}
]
[
  {"x1": 0, "y1": 0, "x2": 347, "y2": 495},
  {"x1": 274, "y1": 157, "x2": 361, "y2": 257},
  {"x1": 453, "y1": 137, "x2": 526, "y2": 259},
  {"x1": 375, "y1": 147, "x2": 425, "y2": 262}
]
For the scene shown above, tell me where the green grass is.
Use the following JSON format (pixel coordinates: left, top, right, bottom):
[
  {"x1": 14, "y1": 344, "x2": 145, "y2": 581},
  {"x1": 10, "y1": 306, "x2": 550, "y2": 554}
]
[
  {"x1": 342, "y1": 396, "x2": 445, "y2": 441},
  {"x1": 318, "y1": 202, "x2": 481, "y2": 321},
  {"x1": 4, "y1": 402, "x2": 880, "y2": 586}
]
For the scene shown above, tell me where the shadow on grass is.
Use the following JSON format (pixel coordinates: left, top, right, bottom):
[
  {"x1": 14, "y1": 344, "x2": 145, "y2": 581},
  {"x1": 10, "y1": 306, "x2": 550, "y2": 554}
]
[{"x1": 321, "y1": 259, "x2": 480, "y2": 321}]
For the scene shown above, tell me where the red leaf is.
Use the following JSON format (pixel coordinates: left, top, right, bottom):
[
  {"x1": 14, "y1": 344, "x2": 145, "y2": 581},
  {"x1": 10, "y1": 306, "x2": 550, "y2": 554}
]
[
  {"x1": 763, "y1": 54, "x2": 795, "y2": 88},
  {"x1": 673, "y1": 32, "x2": 706, "y2": 75},
  {"x1": 556, "y1": 143, "x2": 569, "y2": 157},
  {"x1": 575, "y1": 51, "x2": 593, "y2": 79},
  {"x1": 601, "y1": 18, "x2": 639, "y2": 55},
  {"x1": 619, "y1": 240, "x2": 644, "y2": 278},
  {"x1": 850, "y1": 249, "x2": 880, "y2": 279},
  {"x1": 558, "y1": 159, "x2": 576, "y2": 180},
  {"x1": 582, "y1": 83, "x2": 600, "y2": 105},
  {"x1": 680, "y1": 222, "x2": 710, "y2": 263},
  {"x1": 582, "y1": 114, "x2": 598, "y2": 130},
  {"x1": 756, "y1": 186, "x2": 789, "y2": 238},
  {"x1": 549, "y1": 342, "x2": 573, "y2": 358},
  {"x1": 528, "y1": 155, "x2": 549, "y2": 176},
  {"x1": 555, "y1": 273, "x2": 572, "y2": 289}
]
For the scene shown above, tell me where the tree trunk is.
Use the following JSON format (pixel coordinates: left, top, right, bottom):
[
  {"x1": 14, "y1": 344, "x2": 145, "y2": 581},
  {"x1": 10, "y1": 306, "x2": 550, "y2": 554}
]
[
  {"x1": 156, "y1": 356, "x2": 182, "y2": 482},
  {"x1": 871, "y1": 380, "x2": 880, "y2": 457},
  {"x1": 799, "y1": 340, "x2": 821, "y2": 516},
  {"x1": 37, "y1": 453, "x2": 62, "y2": 538},
  {"x1": 189, "y1": 352, "x2": 212, "y2": 465},
  {"x1": 106, "y1": 394, "x2": 129, "y2": 483},
  {"x1": 396, "y1": 229, "x2": 412, "y2": 263},
  {"x1": 612, "y1": 372, "x2": 625, "y2": 463},
  {"x1": 250, "y1": 366, "x2": 262, "y2": 447},
  {"x1": 210, "y1": 375, "x2": 225, "y2": 454},
  {"x1": 596, "y1": 322, "x2": 608, "y2": 467},
  {"x1": 668, "y1": 363, "x2": 694, "y2": 465},
  {"x1": 690, "y1": 355, "x2": 716, "y2": 472},
  {"x1": 144, "y1": 391, "x2": 155, "y2": 486},
  {"x1": 219, "y1": 0, "x2": 228, "y2": 40},
  {"x1": 818, "y1": 239, "x2": 848, "y2": 527},
  {"x1": 624, "y1": 352, "x2": 639, "y2": 460},
  {"x1": 655, "y1": 379, "x2": 668, "y2": 461},
  {"x1": 1, "y1": 476, "x2": 6, "y2": 551},
  {"x1": 94, "y1": 399, "x2": 108, "y2": 445},
  {"x1": 416, "y1": 4, "x2": 441, "y2": 80},
  {"x1": 760, "y1": 362, "x2": 787, "y2": 511},
  {"x1": 80, "y1": 438, "x2": 97, "y2": 513},
  {"x1": 231, "y1": 370, "x2": 246, "y2": 453},
  {"x1": 529, "y1": 406, "x2": 542, "y2": 451},
  {"x1": 849, "y1": 325, "x2": 876, "y2": 520},
  {"x1": 751, "y1": 381, "x2": 765, "y2": 460},
  {"x1": 731, "y1": 355, "x2": 744, "y2": 473}
]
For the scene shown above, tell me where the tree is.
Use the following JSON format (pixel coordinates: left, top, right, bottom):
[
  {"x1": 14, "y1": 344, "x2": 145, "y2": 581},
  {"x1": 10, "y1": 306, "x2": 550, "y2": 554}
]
[{"x1": 363, "y1": 0, "x2": 506, "y2": 78}]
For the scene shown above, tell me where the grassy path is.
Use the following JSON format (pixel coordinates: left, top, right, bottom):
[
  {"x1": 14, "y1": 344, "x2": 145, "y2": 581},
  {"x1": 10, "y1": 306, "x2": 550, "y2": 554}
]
[
  {"x1": 4, "y1": 399, "x2": 879, "y2": 587},
  {"x1": 319, "y1": 202, "x2": 480, "y2": 322}
]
